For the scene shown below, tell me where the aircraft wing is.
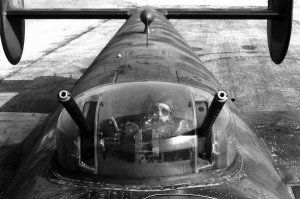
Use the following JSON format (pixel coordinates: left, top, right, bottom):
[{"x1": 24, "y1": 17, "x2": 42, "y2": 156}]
[{"x1": 245, "y1": 111, "x2": 300, "y2": 197}]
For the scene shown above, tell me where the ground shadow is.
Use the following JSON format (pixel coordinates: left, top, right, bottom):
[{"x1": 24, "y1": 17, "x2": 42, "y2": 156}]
[{"x1": 0, "y1": 76, "x2": 77, "y2": 113}]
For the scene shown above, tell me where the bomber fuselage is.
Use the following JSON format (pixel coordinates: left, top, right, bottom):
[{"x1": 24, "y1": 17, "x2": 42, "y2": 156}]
[{"x1": 3, "y1": 8, "x2": 293, "y2": 199}]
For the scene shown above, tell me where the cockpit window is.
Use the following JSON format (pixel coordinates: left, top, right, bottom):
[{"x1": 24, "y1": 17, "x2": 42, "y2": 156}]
[
  {"x1": 98, "y1": 83, "x2": 195, "y2": 138},
  {"x1": 56, "y1": 82, "x2": 216, "y2": 178},
  {"x1": 95, "y1": 83, "x2": 205, "y2": 177}
]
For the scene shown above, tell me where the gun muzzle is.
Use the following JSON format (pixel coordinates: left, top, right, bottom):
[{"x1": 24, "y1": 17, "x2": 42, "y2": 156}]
[
  {"x1": 58, "y1": 90, "x2": 92, "y2": 136},
  {"x1": 197, "y1": 91, "x2": 228, "y2": 137}
]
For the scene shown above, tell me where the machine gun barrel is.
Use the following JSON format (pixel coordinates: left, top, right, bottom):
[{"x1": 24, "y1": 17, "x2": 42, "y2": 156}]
[
  {"x1": 58, "y1": 90, "x2": 92, "y2": 136},
  {"x1": 197, "y1": 91, "x2": 228, "y2": 137}
]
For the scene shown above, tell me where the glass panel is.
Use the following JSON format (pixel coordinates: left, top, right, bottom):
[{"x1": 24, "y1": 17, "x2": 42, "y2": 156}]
[
  {"x1": 99, "y1": 135, "x2": 198, "y2": 177},
  {"x1": 80, "y1": 101, "x2": 97, "y2": 168},
  {"x1": 98, "y1": 83, "x2": 195, "y2": 136},
  {"x1": 96, "y1": 83, "x2": 201, "y2": 177}
]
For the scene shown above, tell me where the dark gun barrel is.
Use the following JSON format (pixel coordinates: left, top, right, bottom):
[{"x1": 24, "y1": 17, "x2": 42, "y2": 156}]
[
  {"x1": 197, "y1": 91, "x2": 228, "y2": 137},
  {"x1": 58, "y1": 90, "x2": 92, "y2": 136}
]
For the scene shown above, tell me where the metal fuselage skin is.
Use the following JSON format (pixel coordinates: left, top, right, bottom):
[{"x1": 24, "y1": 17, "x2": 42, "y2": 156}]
[{"x1": 4, "y1": 8, "x2": 292, "y2": 199}]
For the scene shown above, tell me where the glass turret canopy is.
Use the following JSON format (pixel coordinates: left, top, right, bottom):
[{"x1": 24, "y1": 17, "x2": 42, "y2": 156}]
[
  {"x1": 56, "y1": 82, "x2": 234, "y2": 179},
  {"x1": 96, "y1": 83, "x2": 199, "y2": 177}
]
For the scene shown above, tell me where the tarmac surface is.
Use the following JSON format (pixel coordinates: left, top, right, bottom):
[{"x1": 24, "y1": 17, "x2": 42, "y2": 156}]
[{"x1": 0, "y1": 0, "x2": 300, "y2": 197}]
